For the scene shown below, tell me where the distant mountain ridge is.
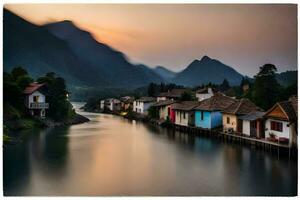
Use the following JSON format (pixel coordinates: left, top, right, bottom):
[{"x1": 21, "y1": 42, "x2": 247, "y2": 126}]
[
  {"x1": 4, "y1": 9, "x2": 164, "y2": 91},
  {"x1": 153, "y1": 66, "x2": 176, "y2": 81},
  {"x1": 172, "y1": 56, "x2": 244, "y2": 86},
  {"x1": 3, "y1": 8, "x2": 297, "y2": 100}
]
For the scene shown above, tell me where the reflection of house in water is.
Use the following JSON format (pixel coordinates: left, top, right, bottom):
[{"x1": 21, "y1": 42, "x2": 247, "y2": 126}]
[{"x1": 23, "y1": 83, "x2": 49, "y2": 118}]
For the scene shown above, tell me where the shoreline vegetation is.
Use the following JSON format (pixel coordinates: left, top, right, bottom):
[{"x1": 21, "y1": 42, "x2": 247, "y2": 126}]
[{"x1": 3, "y1": 67, "x2": 89, "y2": 144}]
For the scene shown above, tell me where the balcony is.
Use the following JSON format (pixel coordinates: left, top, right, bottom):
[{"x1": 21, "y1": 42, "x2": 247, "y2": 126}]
[{"x1": 29, "y1": 102, "x2": 49, "y2": 109}]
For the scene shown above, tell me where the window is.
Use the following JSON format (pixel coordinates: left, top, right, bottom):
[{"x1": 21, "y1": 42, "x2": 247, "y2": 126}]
[
  {"x1": 33, "y1": 95, "x2": 39, "y2": 102},
  {"x1": 201, "y1": 111, "x2": 204, "y2": 120},
  {"x1": 227, "y1": 117, "x2": 230, "y2": 124},
  {"x1": 183, "y1": 112, "x2": 186, "y2": 119},
  {"x1": 270, "y1": 121, "x2": 283, "y2": 132}
]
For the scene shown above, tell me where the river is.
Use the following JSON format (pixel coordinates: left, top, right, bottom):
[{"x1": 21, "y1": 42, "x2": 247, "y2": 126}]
[{"x1": 3, "y1": 102, "x2": 297, "y2": 196}]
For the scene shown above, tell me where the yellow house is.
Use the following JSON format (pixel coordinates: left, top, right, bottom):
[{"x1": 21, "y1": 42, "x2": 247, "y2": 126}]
[{"x1": 222, "y1": 98, "x2": 262, "y2": 134}]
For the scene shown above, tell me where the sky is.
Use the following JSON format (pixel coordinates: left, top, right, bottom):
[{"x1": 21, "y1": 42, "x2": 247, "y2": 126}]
[{"x1": 5, "y1": 4, "x2": 298, "y2": 76}]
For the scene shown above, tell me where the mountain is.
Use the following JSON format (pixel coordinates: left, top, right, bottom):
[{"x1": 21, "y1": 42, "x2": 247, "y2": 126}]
[
  {"x1": 153, "y1": 66, "x2": 176, "y2": 81},
  {"x1": 44, "y1": 20, "x2": 164, "y2": 87},
  {"x1": 275, "y1": 70, "x2": 297, "y2": 86},
  {"x1": 3, "y1": 9, "x2": 164, "y2": 99},
  {"x1": 173, "y1": 56, "x2": 244, "y2": 86}
]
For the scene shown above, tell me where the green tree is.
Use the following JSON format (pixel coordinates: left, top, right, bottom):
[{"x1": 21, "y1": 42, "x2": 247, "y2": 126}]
[
  {"x1": 147, "y1": 82, "x2": 156, "y2": 97},
  {"x1": 11, "y1": 67, "x2": 28, "y2": 81},
  {"x1": 180, "y1": 91, "x2": 194, "y2": 101},
  {"x1": 16, "y1": 75, "x2": 33, "y2": 90},
  {"x1": 219, "y1": 79, "x2": 230, "y2": 91},
  {"x1": 252, "y1": 64, "x2": 281, "y2": 110}
]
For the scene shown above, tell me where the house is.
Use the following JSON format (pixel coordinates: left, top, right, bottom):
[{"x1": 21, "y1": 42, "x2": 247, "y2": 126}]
[
  {"x1": 194, "y1": 93, "x2": 237, "y2": 129},
  {"x1": 133, "y1": 97, "x2": 156, "y2": 114},
  {"x1": 157, "y1": 88, "x2": 190, "y2": 101},
  {"x1": 238, "y1": 111, "x2": 265, "y2": 138},
  {"x1": 171, "y1": 101, "x2": 199, "y2": 127},
  {"x1": 264, "y1": 97, "x2": 298, "y2": 145},
  {"x1": 195, "y1": 87, "x2": 216, "y2": 101},
  {"x1": 23, "y1": 82, "x2": 49, "y2": 118},
  {"x1": 101, "y1": 98, "x2": 121, "y2": 111},
  {"x1": 120, "y1": 96, "x2": 134, "y2": 111},
  {"x1": 151, "y1": 99, "x2": 175, "y2": 121},
  {"x1": 222, "y1": 98, "x2": 262, "y2": 134}
]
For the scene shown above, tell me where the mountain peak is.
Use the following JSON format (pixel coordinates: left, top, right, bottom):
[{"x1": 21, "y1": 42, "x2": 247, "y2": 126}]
[{"x1": 200, "y1": 55, "x2": 212, "y2": 62}]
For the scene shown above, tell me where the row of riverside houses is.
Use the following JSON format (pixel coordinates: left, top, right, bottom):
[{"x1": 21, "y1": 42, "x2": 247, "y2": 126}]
[{"x1": 99, "y1": 87, "x2": 298, "y2": 148}]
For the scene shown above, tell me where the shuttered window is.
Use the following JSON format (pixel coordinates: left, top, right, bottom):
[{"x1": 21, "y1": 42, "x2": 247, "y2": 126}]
[{"x1": 270, "y1": 121, "x2": 283, "y2": 132}]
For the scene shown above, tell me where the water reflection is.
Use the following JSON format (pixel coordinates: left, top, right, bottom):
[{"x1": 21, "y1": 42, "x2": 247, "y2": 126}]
[{"x1": 3, "y1": 104, "x2": 297, "y2": 196}]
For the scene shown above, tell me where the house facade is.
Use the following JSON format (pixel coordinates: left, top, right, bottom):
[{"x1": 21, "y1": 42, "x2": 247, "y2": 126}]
[
  {"x1": 194, "y1": 93, "x2": 237, "y2": 129},
  {"x1": 151, "y1": 100, "x2": 175, "y2": 121},
  {"x1": 239, "y1": 111, "x2": 265, "y2": 138},
  {"x1": 195, "y1": 87, "x2": 215, "y2": 102},
  {"x1": 264, "y1": 98, "x2": 297, "y2": 145},
  {"x1": 222, "y1": 98, "x2": 262, "y2": 134},
  {"x1": 172, "y1": 101, "x2": 199, "y2": 126},
  {"x1": 101, "y1": 98, "x2": 121, "y2": 111},
  {"x1": 133, "y1": 97, "x2": 156, "y2": 114},
  {"x1": 120, "y1": 96, "x2": 134, "y2": 111},
  {"x1": 23, "y1": 83, "x2": 49, "y2": 118}
]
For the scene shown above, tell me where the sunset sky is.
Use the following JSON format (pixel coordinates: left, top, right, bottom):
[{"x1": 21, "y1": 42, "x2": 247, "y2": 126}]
[{"x1": 5, "y1": 4, "x2": 297, "y2": 76}]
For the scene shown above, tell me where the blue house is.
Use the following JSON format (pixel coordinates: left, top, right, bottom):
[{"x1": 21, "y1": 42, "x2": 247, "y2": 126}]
[{"x1": 194, "y1": 93, "x2": 237, "y2": 129}]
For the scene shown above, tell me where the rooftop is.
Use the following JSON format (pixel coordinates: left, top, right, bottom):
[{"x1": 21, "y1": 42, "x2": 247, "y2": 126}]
[
  {"x1": 194, "y1": 92, "x2": 237, "y2": 111},
  {"x1": 223, "y1": 98, "x2": 262, "y2": 115},
  {"x1": 136, "y1": 97, "x2": 156, "y2": 102},
  {"x1": 171, "y1": 101, "x2": 200, "y2": 111},
  {"x1": 152, "y1": 99, "x2": 176, "y2": 107},
  {"x1": 238, "y1": 111, "x2": 265, "y2": 121},
  {"x1": 158, "y1": 88, "x2": 189, "y2": 98},
  {"x1": 23, "y1": 82, "x2": 46, "y2": 94}
]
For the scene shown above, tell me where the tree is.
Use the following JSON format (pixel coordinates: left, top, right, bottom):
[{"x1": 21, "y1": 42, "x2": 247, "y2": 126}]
[
  {"x1": 16, "y1": 75, "x2": 33, "y2": 90},
  {"x1": 180, "y1": 91, "x2": 194, "y2": 101},
  {"x1": 219, "y1": 79, "x2": 230, "y2": 91},
  {"x1": 251, "y1": 64, "x2": 281, "y2": 110},
  {"x1": 11, "y1": 67, "x2": 28, "y2": 81},
  {"x1": 147, "y1": 83, "x2": 156, "y2": 97}
]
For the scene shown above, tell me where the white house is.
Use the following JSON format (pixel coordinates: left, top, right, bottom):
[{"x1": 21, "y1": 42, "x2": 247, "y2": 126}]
[
  {"x1": 238, "y1": 111, "x2": 265, "y2": 138},
  {"x1": 104, "y1": 98, "x2": 121, "y2": 111},
  {"x1": 264, "y1": 98, "x2": 297, "y2": 145},
  {"x1": 23, "y1": 83, "x2": 49, "y2": 118},
  {"x1": 196, "y1": 87, "x2": 215, "y2": 102},
  {"x1": 171, "y1": 101, "x2": 199, "y2": 127},
  {"x1": 133, "y1": 97, "x2": 156, "y2": 114}
]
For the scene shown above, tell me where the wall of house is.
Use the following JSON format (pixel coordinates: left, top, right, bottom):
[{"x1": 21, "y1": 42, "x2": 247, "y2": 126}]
[
  {"x1": 175, "y1": 110, "x2": 189, "y2": 126},
  {"x1": 242, "y1": 120, "x2": 251, "y2": 136},
  {"x1": 210, "y1": 111, "x2": 223, "y2": 128},
  {"x1": 196, "y1": 93, "x2": 213, "y2": 102},
  {"x1": 159, "y1": 105, "x2": 171, "y2": 120},
  {"x1": 265, "y1": 119, "x2": 291, "y2": 139},
  {"x1": 26, "y1": 91, "x2": 45, "y2": 107},
  {"x1": 157, "y1": 97, "x2": 167, "y2": 102},
  {"x1": 195, "y1": 110, "x2": 212, "y2": 129},
  {"x1": 222, "y1": 114, "x2": 237, "y2": 131},
  {"x1": 143, "y1": 102, "x2": 154, "y2": 114},
  {"x1": 133, "y1": 101, "x2": 144, "y2": 113}
]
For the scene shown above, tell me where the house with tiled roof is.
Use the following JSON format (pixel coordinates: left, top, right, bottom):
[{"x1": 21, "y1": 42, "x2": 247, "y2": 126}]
[
  {"x1": 195, "y1": 87, "x2": 216, "y2": 102},
  {"x1": 157, "y1": 88, "x2": 190, "y2": 101},
  {"x1": 171, "y1": 101, "x2": 200, "y2": 126},
  {"x1": 264, "y1": 97, "x2": 298, "y2": 145},
  {"x1": 151, "y1": 99, "x2": 176, "y2": 121},
  {"x1": 23, "y1": 82, "x2": 49, "y2": 118},
  {"x1": 133, "y1": 97, "x2": 156, "y2": 114},
  {"x1": 222, "y1": 98, "x2": 263, "y2": 135},
  {"x1": 194, "y1": 93, "x2": 237, "y2": 129}
]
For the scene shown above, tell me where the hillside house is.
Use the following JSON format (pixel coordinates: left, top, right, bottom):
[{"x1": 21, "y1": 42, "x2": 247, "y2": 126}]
[
  {"x1": 23, "y1": 82, "x2": 49, "y2": 118},
  {"x1": 222, "y1": 98, "x2": 262, "y2": 134},
  {"x1": 264, "y1": 97, "x2": 298, "y2": 145},
  {"x1": 133, "y1": 97, "x2": 156, "y2": 114},
  {"x1": 196, "y1": 87, "x2": 216, "y2": 101},
  {"x1": 172, "y1": 101, "x2": 199, "y2": 127},
  {"x1": 194, "y1": 93, "x2": 237, "y2": 129},
  {"x1": 157, "y1": 89, "x2": 190, "y2": 101},
  {"x1": 151, "y1": 99, "x2": 176, "y2": 121}
]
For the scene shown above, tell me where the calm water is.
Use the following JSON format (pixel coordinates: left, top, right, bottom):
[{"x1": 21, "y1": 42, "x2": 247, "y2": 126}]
[{"x1": 3, "y1": 102, "x2": 297, "y2": 196}]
